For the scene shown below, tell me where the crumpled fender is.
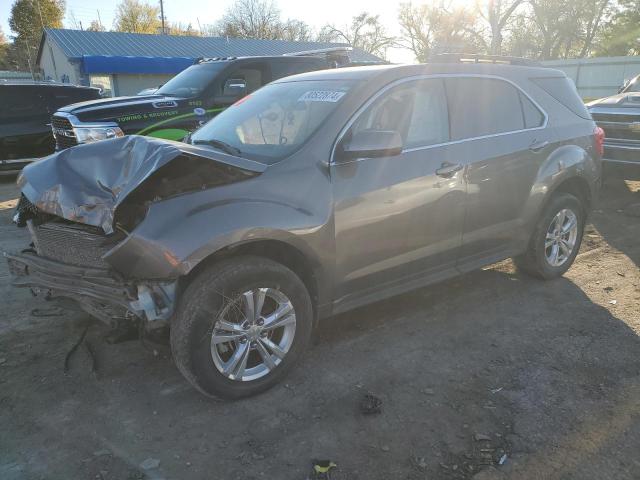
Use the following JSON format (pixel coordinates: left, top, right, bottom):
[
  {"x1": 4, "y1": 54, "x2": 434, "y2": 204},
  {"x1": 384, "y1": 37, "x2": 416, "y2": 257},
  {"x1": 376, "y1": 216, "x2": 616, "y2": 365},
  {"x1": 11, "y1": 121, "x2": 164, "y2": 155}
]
[{"x1": 18, "y1": 135, "x2": 265, "y2": 234}]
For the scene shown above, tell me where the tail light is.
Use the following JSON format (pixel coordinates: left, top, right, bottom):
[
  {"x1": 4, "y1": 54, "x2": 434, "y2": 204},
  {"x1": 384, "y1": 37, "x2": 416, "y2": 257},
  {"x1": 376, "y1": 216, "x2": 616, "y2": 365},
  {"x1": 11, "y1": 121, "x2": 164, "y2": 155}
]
[{"x1": 594, "y1": 126, "x2": 605, "y2": 157}]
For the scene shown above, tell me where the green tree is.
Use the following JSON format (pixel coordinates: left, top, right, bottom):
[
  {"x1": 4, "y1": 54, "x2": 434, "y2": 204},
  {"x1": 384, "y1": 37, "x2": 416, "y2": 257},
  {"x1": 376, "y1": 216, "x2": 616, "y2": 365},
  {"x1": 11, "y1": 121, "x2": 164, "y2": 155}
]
[
  {"x1": 9, "y1": 0, "x2": 64, "y2": 71},
  {"x1": 0, "y1": 27, "x2": 10, "y2": 70},
  {"x1": 596, "y1": 0, "x2": 640, "y2": 56},
  {"x1": 114, "y1": 0, "x2": 161, "y2": 34}
]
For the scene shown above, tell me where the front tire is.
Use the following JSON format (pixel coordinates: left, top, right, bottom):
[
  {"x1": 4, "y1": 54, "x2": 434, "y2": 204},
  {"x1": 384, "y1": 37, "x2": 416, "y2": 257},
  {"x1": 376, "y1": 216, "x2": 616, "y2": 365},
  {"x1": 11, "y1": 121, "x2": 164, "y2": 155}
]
[
  {"x1": 514, "y1": 193, "x2": 585, "y2": 279},
  {"x1": 170, "y1": 256, "x2": 313, "y2": 400}
]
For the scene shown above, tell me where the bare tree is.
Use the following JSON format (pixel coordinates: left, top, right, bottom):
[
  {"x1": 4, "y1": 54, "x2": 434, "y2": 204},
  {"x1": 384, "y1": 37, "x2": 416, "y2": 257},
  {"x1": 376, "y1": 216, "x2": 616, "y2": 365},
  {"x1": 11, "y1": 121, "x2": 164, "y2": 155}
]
[
  {"x1": 318, "y1": 13, "x2": 395, "y2": 58},
  {"x1": 476, "y1": 0, "x2": 524, "y2": 54},
  {"x1": 280, "y1": 19, "x2": 313, "y2": 42},
  {"x1": 87, "y1": 20, "x2": 106, "y2": 32},
  {"x1": 217, "y1": 0, "x2": 283, "y2": 39},
  {"x1": 398, "y1": 1, "x2": 481, "y2": 61}
]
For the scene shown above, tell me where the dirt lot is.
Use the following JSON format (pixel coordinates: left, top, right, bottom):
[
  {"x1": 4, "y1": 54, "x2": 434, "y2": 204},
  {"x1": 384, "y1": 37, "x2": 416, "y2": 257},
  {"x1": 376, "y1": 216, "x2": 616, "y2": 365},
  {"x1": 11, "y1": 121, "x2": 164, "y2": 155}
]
[{"x1": 0, "y1": 175, "x2": 639, "y2": 480}]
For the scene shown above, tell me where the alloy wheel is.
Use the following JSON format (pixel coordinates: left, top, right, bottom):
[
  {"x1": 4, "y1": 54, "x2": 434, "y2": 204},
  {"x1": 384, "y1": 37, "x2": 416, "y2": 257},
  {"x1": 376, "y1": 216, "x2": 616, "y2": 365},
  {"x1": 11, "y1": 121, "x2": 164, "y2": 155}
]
[
  {"x1": 210, "y1": 288, "x2": 297, "y2": 381},
  {"x1": 544, "y1": 208, "x2": 578, "y2": 267}
]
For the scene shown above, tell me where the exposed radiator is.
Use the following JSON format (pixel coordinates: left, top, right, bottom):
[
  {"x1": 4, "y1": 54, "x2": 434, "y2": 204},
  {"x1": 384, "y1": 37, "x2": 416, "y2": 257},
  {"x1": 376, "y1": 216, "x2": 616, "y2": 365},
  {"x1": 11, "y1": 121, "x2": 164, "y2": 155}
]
[{"x1": 28, "y1": 221, "x2": 114, "y2": 268}]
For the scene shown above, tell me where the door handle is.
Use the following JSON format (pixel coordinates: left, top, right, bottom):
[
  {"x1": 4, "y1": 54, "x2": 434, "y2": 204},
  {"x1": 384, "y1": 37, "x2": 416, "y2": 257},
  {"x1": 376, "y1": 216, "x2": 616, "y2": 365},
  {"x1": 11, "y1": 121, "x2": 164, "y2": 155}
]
[
  {"x1": 436, "y1": 162, "x2": 463, "y2": 178},
  {"x1": 529, "y1": 139, "x2": 549, "y2": 152}
]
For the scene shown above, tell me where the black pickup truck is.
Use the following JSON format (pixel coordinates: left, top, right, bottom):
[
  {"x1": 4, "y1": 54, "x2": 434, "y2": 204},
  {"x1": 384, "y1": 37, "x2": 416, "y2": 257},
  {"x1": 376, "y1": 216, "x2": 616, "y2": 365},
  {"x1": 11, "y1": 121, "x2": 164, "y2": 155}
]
[
  {"x1": 0, "y1": 82, "x2": 100, "y2": 174},
  {"x1": 51, "y1": 49, "x2": 360, "y2": 149},
  {"x1": 587, "y1": 74, "x2": 640, "y2": 172}
]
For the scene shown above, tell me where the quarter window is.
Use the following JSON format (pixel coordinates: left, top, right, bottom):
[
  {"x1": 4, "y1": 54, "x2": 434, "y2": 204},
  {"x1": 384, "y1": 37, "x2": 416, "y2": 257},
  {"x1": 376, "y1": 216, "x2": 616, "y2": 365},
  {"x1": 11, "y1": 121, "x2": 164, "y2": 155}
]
[
  {"x1": 446, "y1": 77, "x2": 525, "y2": 140},
  {"x1": 520, "y1": 91, "x2": 545, "y2": 128}
]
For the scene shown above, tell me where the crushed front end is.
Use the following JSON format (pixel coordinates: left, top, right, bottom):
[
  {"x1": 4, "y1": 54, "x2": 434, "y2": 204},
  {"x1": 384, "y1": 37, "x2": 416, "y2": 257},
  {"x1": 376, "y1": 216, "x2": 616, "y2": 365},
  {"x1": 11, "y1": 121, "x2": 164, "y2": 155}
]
[
  {"x1": 4, "y1": 135, "x2": 261, "y2": 328},
  {"x1": 7, "y1": 194, "x2": 177, "y2": 327}
]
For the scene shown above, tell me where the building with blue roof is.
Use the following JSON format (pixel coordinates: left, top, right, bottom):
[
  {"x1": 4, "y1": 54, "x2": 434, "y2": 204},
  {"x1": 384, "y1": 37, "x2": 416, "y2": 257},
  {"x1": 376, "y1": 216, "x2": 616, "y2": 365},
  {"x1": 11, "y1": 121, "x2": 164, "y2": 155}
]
[{"x1": 36, "y1": 28, "x2": 382, "y2": 97}]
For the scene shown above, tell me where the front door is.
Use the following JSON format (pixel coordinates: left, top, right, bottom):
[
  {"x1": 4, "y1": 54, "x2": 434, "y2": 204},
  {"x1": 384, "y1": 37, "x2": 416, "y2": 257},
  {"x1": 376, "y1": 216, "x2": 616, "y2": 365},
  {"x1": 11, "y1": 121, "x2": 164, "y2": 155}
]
[{"x1": 331, "y1": 78, "x2": 466, "y2": 308}]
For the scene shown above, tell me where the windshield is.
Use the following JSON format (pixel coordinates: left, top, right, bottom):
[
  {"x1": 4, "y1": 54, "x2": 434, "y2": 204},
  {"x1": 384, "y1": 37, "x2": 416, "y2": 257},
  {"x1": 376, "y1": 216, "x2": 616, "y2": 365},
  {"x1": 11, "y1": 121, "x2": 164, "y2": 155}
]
[
  {"x1": 157, "y1": 63, "x2": 226, "y2": 97},
  {"x1": 190, "y1": 80, "x2": 356, "y2": 163}
]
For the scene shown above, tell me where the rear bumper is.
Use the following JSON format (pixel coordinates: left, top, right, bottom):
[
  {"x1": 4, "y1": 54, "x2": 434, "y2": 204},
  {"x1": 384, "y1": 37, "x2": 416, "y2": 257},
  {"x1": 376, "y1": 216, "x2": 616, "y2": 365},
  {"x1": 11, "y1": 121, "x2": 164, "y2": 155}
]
[{"x1": 5, "y1": 251, "x2": 177, "y2": 324}]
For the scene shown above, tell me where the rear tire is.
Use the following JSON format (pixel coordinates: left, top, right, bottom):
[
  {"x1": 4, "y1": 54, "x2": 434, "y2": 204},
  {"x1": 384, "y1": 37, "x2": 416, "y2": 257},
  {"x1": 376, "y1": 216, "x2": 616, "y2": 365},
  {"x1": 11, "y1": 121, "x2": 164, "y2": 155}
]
[
  {"x1": 514, "y1": 193, "x2": 585, "y2": 279},
  {"x1": 170, "y1": 256, "x2": 313, "y2": 400}
]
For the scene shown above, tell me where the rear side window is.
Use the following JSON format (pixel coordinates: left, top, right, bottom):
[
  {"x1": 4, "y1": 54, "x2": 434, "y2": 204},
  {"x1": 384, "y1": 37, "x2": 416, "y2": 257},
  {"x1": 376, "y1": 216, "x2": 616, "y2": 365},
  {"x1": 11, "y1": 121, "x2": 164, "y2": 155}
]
[
  {"x1": 519, "y1": 92, "x2": 545, "y2": 128},
  {"x1": 531, "y1": 76, "x2": 591, "y2": 119},
  {"x1": 446, "y1": 77, "x2": 524, "y2": 141}
]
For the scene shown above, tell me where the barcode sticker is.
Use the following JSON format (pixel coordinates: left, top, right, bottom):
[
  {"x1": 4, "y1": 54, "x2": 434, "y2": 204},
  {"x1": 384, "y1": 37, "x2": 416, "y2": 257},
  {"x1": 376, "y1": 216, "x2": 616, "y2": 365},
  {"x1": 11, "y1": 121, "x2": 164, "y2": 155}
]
[{"x1": 298, "y1": 91, "x2": 346, "y2": 102}]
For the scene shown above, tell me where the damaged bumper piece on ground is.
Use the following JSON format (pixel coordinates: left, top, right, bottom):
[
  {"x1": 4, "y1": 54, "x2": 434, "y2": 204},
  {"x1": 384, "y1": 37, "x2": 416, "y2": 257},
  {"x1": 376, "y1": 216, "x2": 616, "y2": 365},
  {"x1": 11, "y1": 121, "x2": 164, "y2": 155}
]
[{"x1": 4, "y1": 135, "x2": 261, "y2": 326}]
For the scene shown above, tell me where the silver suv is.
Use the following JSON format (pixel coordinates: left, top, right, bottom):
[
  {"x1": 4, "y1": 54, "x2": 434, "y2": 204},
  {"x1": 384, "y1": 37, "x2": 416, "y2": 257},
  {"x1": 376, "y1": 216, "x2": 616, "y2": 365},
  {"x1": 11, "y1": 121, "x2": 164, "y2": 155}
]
[{"x1": 7, "y1": 57, "x2": 602, "y2": 399}]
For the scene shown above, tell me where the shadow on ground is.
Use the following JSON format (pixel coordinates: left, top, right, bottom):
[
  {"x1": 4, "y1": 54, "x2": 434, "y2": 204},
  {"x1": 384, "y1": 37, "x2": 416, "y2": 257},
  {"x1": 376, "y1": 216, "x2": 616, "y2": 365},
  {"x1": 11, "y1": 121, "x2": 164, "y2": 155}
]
[{"x1": 0, "y1": 175, "x2": 639, "y2": 480}]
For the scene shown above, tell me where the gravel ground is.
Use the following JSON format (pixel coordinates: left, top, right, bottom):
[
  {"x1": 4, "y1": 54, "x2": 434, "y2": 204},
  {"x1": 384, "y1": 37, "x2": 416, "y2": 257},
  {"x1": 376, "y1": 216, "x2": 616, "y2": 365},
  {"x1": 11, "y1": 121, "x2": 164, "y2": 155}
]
[{"x1": 0, "y1": 175, "x2": 639, "y2": 480}]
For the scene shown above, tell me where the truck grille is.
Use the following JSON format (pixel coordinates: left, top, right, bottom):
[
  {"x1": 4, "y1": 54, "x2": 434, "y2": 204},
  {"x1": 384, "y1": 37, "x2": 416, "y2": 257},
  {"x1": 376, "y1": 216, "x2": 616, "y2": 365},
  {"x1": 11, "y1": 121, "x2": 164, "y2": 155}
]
[
  {"x1": 29, "y1": 221, "x2": 114, "y2": 268},
  {"x1": 51, "y1": 115, "x2": 78, "y2": 149}
]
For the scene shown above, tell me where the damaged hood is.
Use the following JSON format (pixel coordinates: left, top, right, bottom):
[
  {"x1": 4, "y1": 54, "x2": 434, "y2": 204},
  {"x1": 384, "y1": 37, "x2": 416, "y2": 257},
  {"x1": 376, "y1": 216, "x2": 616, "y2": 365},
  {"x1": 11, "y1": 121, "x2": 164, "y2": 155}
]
[{"x1": 18, "y1": 135, "x2": 266, "y2": 234}]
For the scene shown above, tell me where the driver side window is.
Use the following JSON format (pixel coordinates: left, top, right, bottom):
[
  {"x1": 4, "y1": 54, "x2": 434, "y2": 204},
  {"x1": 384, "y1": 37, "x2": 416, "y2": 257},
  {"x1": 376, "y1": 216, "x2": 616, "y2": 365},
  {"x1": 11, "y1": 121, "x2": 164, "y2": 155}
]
[{"x1": 346, "y1": 78, "x2": 449, "y2": 151}]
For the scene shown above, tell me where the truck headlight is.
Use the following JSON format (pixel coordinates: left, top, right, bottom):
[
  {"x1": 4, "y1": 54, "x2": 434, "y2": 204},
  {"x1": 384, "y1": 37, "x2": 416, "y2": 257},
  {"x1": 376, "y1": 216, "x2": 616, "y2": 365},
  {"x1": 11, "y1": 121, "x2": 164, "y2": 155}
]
[{"x1": 74, "y1": 126, "x2": 124, "y2": 144}]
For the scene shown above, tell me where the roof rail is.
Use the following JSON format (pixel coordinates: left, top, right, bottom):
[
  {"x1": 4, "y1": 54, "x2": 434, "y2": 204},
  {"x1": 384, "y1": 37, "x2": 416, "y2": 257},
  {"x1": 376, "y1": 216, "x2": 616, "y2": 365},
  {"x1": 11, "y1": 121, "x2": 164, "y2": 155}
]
[
  {"x1": 430, "y1": 53, "x2": 541, "y2": 67},
  {"x1": 282, "y1": 46, "x2": 352, "y2": 57}
]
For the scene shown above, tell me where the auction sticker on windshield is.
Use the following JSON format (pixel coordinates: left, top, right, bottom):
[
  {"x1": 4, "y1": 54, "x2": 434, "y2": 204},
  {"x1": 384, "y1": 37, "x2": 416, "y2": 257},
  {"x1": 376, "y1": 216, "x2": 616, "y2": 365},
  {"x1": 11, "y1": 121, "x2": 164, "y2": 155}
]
[{"x1": 298, "y1": 91, "x2": 346, "y2": 102}]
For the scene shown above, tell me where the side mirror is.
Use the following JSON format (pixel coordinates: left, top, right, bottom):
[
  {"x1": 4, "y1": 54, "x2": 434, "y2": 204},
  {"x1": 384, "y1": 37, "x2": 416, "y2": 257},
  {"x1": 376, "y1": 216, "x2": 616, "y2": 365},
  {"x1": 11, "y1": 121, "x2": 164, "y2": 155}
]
[
  {"x1": 338, "y1": 130, "x2": 403, "y2": 161},
  {"x1": 223, "y1": 78, "x2": 247, "y2": 97}
]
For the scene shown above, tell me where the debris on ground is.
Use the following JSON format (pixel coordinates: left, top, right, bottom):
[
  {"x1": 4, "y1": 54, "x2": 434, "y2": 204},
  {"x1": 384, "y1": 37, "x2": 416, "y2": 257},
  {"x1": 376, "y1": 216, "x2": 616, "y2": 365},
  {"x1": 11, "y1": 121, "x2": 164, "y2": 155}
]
[
  {"x1": 410, "y1": 455, "x2": 428, "y2": 471},
  {"x1": 474, "y1": 433, "x2": 491, "y2": 442},
  {"x1": 422, "y1": 387, "x2": 435, "y2": 395},
  {"x1": 604, "y1": 286, "x2": 614, "y2": 292},
  {"x1": 63, "y1": 323, "x2": 97, "y2": 376},
  {"x1": 311, "y1": 459, "x2": 337, "y2": 479},
  {"x1": 139, "y1": 458, "x2": 160, "y2": 470},
  {"x1": 30, "y1": 307, "x2": 64, "y2": 317},
  {"x1": 360, "y1": 393, "x2": 383, "y2": 415},
  {"x1": 381, "y1": 445, "x2": 390, "y2": 452},
  {"x1": 609, "y1": 299, "x2": 618, "y2": 305}
]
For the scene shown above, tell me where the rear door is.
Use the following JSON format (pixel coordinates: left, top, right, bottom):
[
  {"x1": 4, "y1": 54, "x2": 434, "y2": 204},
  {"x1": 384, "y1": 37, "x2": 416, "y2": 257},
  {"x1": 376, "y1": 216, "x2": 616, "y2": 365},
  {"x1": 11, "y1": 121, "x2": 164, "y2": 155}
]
[
  {"x1": 444, "y1": 76, "x2": 549, "y2": 268},
  {"x1": 331, "y1": 78, "x2": 465, "y2": 307}
]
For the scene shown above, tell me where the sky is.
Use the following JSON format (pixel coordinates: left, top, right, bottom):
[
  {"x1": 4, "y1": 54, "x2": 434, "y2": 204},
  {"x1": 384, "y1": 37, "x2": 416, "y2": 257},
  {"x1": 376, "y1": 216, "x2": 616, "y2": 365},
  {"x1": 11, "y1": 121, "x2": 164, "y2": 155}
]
[{"x1": 0, "y1": 0, "x2": 421, "y2": 62}]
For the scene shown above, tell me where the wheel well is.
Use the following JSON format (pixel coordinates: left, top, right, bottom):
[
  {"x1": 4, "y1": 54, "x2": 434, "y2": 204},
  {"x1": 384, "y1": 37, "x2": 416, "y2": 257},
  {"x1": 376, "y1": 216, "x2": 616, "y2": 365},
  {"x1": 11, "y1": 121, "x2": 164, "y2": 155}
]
[
  {"x1": 184, "y1": 240, "x2": 320, "y2": 318},
  {"x1": 550, "y1": 176, "x2": 592, "y2": 211}
]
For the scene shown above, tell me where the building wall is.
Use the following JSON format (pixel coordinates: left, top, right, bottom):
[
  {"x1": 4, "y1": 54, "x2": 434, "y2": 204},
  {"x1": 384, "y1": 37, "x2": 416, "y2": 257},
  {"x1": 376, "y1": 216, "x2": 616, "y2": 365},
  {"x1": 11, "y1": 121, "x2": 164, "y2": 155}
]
[
  {"x1": 542, "y1": 56, "x2": 640, "y2": 100},
  {"x1": 112, "y1": 73, "x2": 174, "y2": 96},
  {"x1": 38, "y1": 38, "x2": 82, "y2": 85}
]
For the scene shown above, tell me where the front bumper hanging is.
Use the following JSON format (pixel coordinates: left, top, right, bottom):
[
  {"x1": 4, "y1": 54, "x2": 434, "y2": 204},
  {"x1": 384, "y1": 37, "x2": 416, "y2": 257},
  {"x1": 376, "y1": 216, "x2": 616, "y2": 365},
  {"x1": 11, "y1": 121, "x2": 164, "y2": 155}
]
[{"x1": 5, "y1": 251, "x2": 177, "y2": 324}]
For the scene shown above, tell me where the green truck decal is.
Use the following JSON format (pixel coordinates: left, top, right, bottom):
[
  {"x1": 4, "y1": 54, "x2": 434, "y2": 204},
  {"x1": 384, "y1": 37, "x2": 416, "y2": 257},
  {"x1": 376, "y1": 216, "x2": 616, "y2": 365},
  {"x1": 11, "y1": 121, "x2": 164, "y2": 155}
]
[{"x1": 135, "y1": 107, "x2": 226, "y2": 139}]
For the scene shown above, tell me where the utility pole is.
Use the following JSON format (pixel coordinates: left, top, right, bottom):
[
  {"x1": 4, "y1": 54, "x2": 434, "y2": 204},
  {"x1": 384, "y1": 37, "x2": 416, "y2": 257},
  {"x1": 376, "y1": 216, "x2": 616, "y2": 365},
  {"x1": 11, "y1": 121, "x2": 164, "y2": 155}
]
[
  {"x1": 97, "y1": 10, "x2": 103, "y2": 30},
  {"x1": 159, "y1": 0, "x2": 166, "y2": 34}
]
